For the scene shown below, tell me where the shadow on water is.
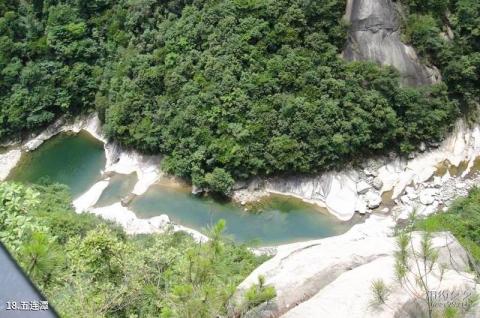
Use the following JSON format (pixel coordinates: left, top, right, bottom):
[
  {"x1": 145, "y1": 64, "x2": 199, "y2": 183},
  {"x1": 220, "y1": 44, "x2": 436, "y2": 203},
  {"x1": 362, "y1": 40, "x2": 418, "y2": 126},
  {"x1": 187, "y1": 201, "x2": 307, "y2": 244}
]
[{"x1": 8, "y1": 132, "x2": 106, "y2": 198}]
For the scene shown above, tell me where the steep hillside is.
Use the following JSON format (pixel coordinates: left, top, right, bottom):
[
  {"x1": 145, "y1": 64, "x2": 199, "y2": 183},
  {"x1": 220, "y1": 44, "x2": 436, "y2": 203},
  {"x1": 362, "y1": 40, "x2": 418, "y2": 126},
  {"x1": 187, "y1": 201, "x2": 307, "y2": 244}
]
[{"x1": 1, "y1": 0, "x2": 478, "y2": 193}]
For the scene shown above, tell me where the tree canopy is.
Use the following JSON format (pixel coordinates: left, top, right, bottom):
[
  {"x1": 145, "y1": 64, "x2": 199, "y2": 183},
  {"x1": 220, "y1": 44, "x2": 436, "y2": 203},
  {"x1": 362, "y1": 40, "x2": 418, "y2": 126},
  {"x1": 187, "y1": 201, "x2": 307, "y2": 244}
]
[
  {"x1": 0, "y1": 182, "x2": 267, "y2": 317},
  {"x1": 1, "y1": 0, "x2": 478, "y2": 192}
]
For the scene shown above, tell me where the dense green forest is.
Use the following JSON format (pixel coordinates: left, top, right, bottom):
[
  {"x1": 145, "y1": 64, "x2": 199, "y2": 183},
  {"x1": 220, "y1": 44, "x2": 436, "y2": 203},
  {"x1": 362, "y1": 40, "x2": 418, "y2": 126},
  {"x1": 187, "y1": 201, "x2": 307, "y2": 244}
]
[
  {"x1": 399, "y1": 0, "x2": 480, "y2": 113},
  {"x1": 0, "y1": 181, "x2": 271, "y2": 317},
  {"x1": 0, "y1": 0, "x2": 478, "y2": 193}
]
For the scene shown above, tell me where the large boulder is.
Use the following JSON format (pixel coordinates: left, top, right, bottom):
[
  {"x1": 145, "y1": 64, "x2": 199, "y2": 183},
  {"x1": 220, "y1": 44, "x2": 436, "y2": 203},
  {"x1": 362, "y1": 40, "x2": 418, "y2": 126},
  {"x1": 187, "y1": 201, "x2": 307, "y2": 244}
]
[
  {"x1": 230, "y1": 216, "x2": 477, "y2": 318},
  {"x1": 229, "y1": 216, "x2": 396, "y2": 317},
  {"x1": 356, "y1": 181, "x2": 371, "y2": 194}
]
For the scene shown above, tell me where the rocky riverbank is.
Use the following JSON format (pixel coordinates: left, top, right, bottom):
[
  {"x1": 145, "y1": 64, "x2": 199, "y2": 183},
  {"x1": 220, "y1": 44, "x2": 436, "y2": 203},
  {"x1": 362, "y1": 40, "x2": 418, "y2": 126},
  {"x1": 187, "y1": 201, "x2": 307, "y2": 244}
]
[
  {"x1": 0, "y1": 113, "x2": 208, "y2": 242},
  {"x1": 233, "y1": 121, "x2": 480, "y2": 224}
]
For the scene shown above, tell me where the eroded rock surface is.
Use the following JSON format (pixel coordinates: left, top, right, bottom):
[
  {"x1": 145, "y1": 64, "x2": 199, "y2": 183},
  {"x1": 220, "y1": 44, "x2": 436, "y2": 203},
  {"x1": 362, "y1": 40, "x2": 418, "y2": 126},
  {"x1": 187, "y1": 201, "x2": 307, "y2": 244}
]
[
  {"x1": 343, "y1": 0, "x2": 440, "y2": 85},
  {"x1": 235, "y1": 121, "x2": 480, "y2": 222},
  {"x1": 230, "y1": 217, "x2": 479, "y2": 318}
]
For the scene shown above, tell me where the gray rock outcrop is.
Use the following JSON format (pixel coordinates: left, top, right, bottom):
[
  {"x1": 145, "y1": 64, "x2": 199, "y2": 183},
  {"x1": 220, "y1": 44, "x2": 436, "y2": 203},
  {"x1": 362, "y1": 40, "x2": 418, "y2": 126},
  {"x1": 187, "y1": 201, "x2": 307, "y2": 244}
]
[{"x1": 343, "y1": 0, "x2": 441, "y2": 86}]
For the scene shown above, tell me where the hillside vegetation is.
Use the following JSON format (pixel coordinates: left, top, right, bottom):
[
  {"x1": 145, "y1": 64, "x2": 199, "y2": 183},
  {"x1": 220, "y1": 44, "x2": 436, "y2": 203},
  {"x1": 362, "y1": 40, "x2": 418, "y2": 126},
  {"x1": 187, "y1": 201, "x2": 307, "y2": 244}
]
[
  {"x1": 1, "y1": 0, "x2": 478, "y2": 192},
  {"x1": 0, "y1": 182, "x2": 267, "y2": 317},
  {"x1": 416, "y1": 187, "x2": 480, "y2": 265}
]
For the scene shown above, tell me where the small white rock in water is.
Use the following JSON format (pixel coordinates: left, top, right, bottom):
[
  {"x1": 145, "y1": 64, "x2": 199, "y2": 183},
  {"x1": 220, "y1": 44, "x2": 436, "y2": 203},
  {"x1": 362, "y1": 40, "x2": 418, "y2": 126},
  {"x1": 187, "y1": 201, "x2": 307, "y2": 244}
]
[
  {"x1": 356, "y1": 181, "x2": 371, "y2": 194},
  {"x1": 365, "y1": 191, "x2": 382, "y2": 209},
  {"x1": 381, "y1": 207, "x2": 389, "y2": 214},
  {"x1": 191, "y1": 185, "x2": 203, "y2": 195},
  {"x1": 372, "y1": 177, "x2": 383, "y2": 190}
]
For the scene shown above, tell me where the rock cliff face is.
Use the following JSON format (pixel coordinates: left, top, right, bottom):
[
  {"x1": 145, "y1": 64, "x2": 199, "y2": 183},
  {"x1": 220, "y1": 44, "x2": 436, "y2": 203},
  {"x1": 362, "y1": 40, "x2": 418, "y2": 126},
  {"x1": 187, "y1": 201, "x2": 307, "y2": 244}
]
[{"x1": 343, "y1": 0, "x2": 440, "y2": 85}]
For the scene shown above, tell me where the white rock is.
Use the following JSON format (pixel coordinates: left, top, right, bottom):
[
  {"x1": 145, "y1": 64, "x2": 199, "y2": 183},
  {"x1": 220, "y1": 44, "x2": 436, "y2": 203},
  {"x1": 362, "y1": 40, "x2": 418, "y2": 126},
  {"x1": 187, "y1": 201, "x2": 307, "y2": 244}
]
[
  {"x1": 356, "y1": 181, "x2": 371, "y2": 194},
  {"x1": 394, "y1": 205, "x2": 414, "y2": 221},
  {"x1": 355, "y1": 199, "x2": 368, "y2": 214},
  {"x1": 261, "y1": 171, "x2": 360, "y2": 221},
  {"x1": 233, "y1": 217, "x2": 477, "y2": 318},
  {"x1": 0, "y1": 149, "x2": 22, "y2": 181},
  {"x1": 365, "y1": 191, "x2": 382, "y2": 209},
  {"x1": 363, "y1": 168, "x2": 378, "y2": 177},
  {"x1": 149, "y1": 215, "x2": 170, "y2": 229},
  {"x1": 400, "y1": 195, "x2": 410, "y2": 205},
  {"x1": 231, "y1": 216, "x2": 396, "y2": 317},
  {"x1": 105, "y1": 148, "x2": 162, "y2": 196},
  {"x1": 417, "y1": 201, "x2": 439, "y2": 216},
  {"x1": 372, "y1": 177, "x2": 383, "y2": 190},
  {"x1": 456, "y1": 182, "x2": 466, "y2": 189},
  {"x1": 433, "y1": 176, "x2": 443, "y2": 188},
  {"x1": 419, "y1": 188, "x2": 438, "y2": 205},
  {"x1": 191, "y1": 185, "x2": 203, "y2": 195},
  {"x1": 419, "y1": 142, "x2": 427, "y2": 152},
  {"x1": 23, "y1": 114, "x2": 105, "y2": 152},
  {"x1": 73, "y1": 180, "x2": 110, "y2": 212},
  {"x1": 89, "y1": 202, "x2": 207, "y2": 242},
  {"x1": 280, "y1": 251, "x2": 474, "y2": 318}
]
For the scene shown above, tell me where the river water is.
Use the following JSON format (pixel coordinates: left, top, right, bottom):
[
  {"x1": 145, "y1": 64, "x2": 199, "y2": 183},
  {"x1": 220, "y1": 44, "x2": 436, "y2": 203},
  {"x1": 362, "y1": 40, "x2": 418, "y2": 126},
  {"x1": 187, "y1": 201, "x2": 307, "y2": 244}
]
[
  {"x1": 8, "y1": 132, "x2": 105, "y2": 197},
  {"x1": 8, "y1": 133, "x2": 354, "y2": 244}
]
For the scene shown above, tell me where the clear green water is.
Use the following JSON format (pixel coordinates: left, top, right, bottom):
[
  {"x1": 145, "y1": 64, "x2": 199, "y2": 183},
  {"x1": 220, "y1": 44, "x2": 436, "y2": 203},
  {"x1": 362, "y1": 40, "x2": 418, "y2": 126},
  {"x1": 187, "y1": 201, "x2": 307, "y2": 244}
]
[
  {"x1": 96, "y1": 173, "x2": 137, "y2": 207},
  {"x1": 131, "y1": 184, "x2": 352, "y2": 245},
  {"x1": 8, "y1": 133, "x2": 354, "y2": 244},
  {"x1": 8, "y1": 132, "x2": 106, "y2": 197}
]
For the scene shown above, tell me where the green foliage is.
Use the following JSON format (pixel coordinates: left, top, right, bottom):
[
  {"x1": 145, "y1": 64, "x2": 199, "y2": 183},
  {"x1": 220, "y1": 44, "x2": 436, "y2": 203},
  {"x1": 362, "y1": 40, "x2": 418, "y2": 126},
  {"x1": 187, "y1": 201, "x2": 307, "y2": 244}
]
[
  {"x1": 400, "y1": 0, "x2": 480, "y2": 112},
  {"x1": 416, "y1": 187, "x2": 480, "y2": 263},
  {"x1": 370, "y1": 279, "x2": 390, "y2": 306},
  {"x1": 98, "y1": 0, "x2": 458, "y2": 186},
  {"x1": 0, "y1": 182, "x2": 266, "y2": 317},
  {"x1": 0, "y1": 182, "x2": 43, "y2": 251},
  {"x1": 0, "y1": 1, "x2": 103, "y2": 139},
  {"x1": 203, "y1": 168, "x2": 235, "y2": 195},
  {"x1": 240, "y1": 275, "x2": 276, "y2": 315},
  {"x1": 1, "y1": 0, "x2": 477, "y2": 191}
]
